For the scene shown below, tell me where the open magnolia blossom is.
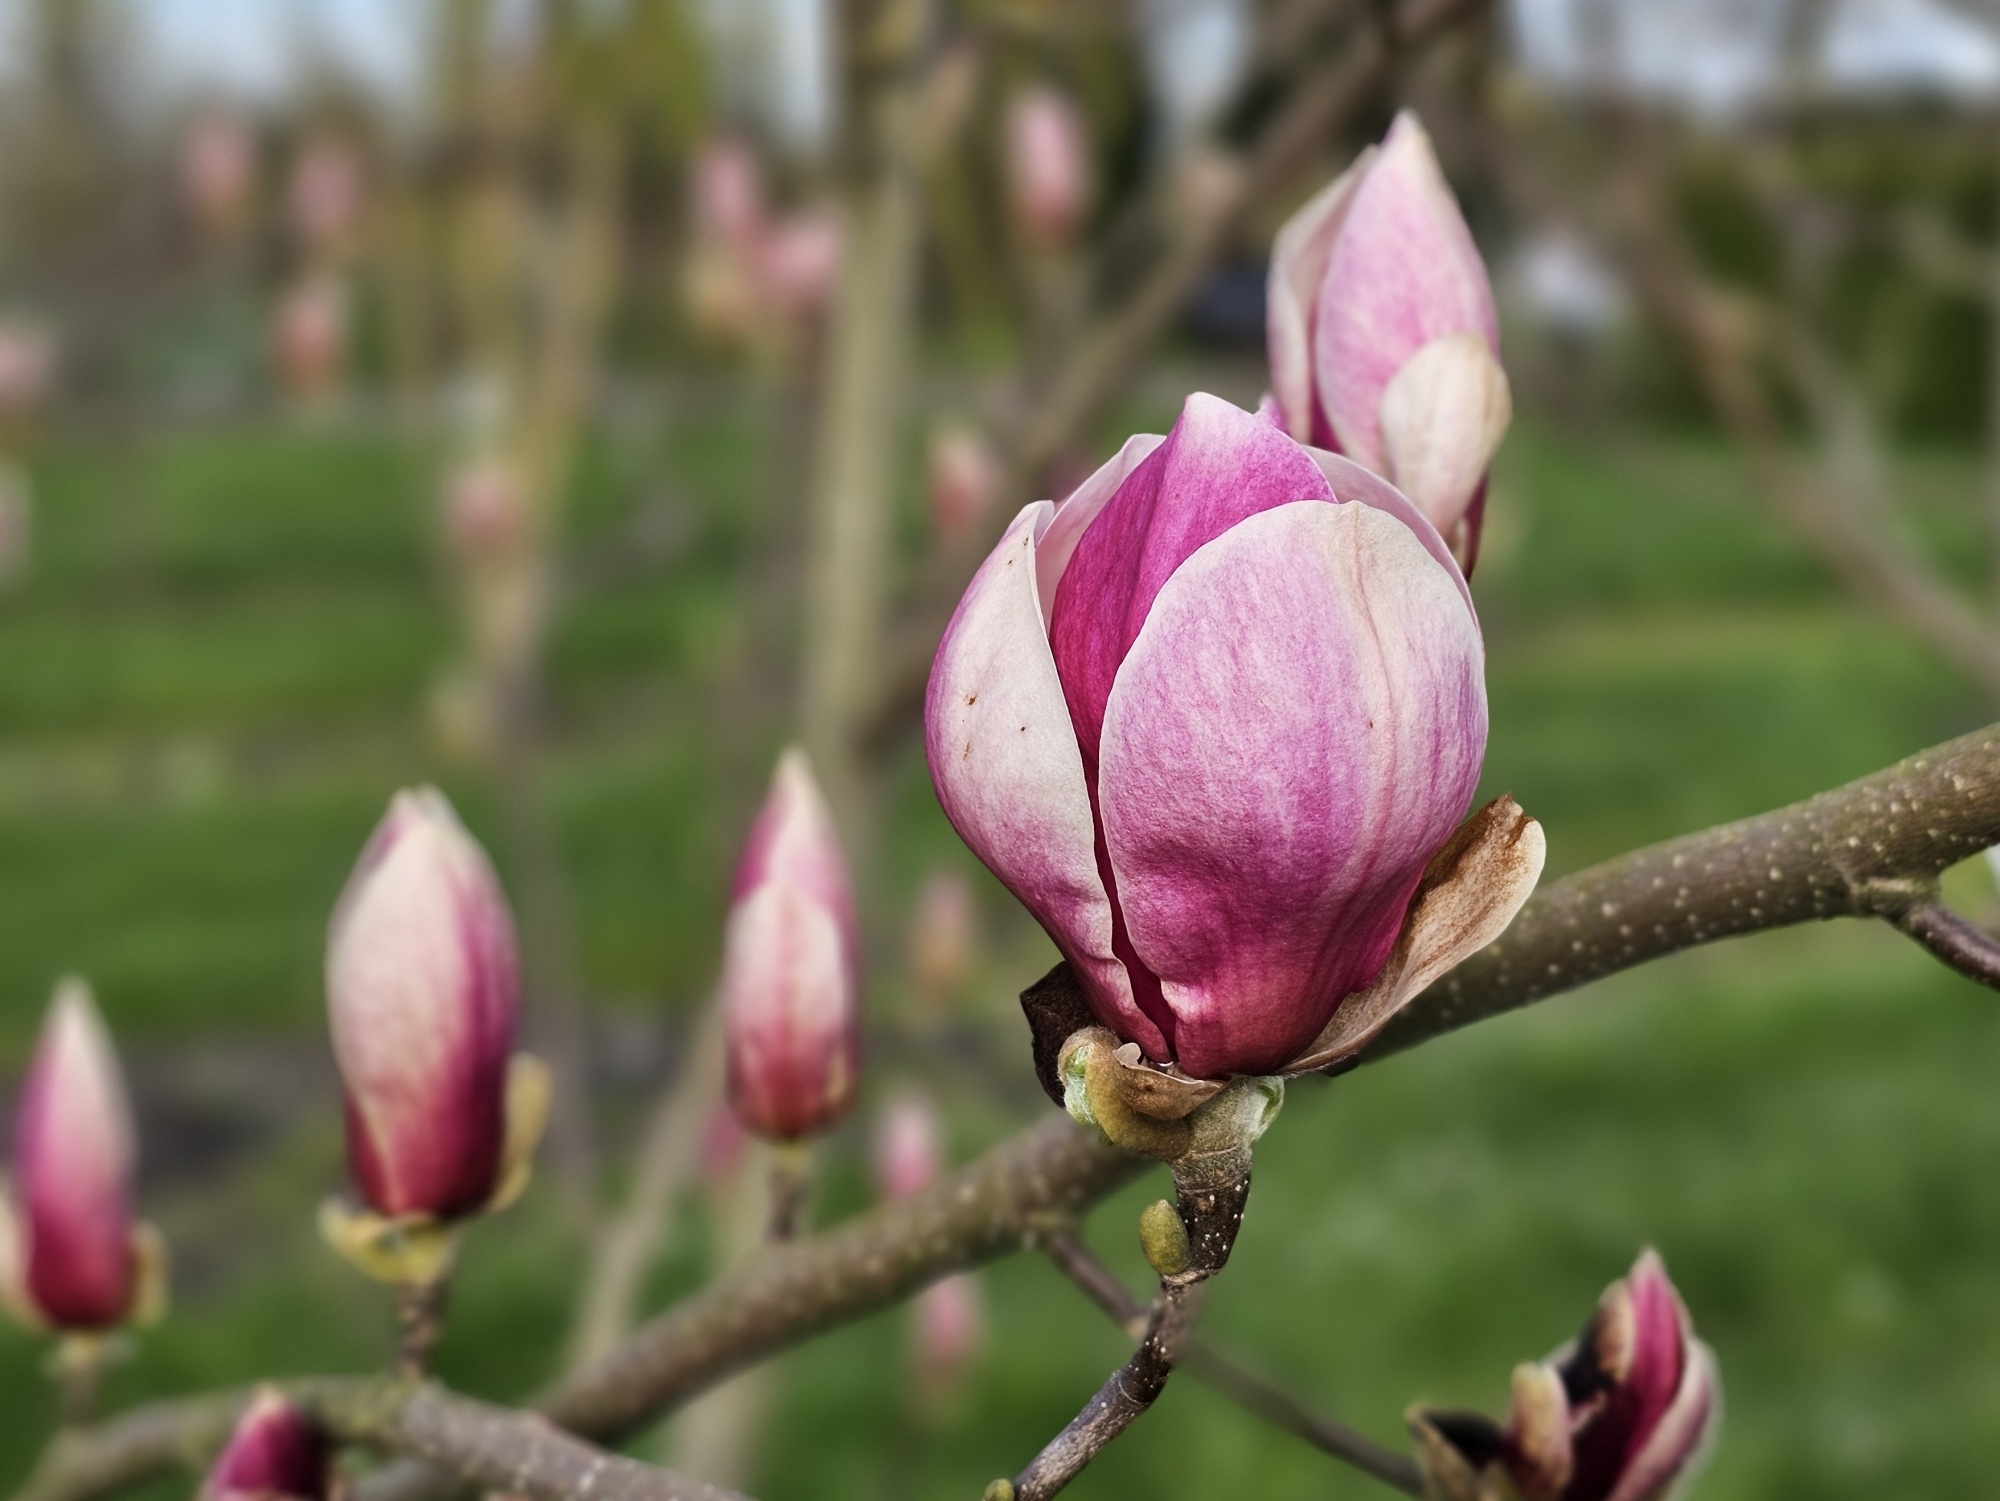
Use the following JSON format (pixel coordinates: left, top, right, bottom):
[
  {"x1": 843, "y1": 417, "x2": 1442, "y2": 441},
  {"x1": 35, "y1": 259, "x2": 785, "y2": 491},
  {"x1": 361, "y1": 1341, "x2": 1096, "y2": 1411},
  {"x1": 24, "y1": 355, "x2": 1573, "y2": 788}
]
[
  {"x1": 321, "y1": 788, "x2": 550, "y2": 1286},
  {"x1": 1266, "y1": 111, "x2": 1510, "y2": 571},
  {"x1": 927, "y1": 392, "x2": 1543, "y2": 1126},
  {"x1": 0, "y1": 979, "x2": 167, "y2": 1335},
  {"x1": 202, "y1": 1387, "x2": 329, "y2": 1501},
  {"x1": 721, "y1": 749, "x2": 862, "y2": 1141},
  {"x1": 1410, "y1": 1251, "x2": 1721, "y2": 1501}
]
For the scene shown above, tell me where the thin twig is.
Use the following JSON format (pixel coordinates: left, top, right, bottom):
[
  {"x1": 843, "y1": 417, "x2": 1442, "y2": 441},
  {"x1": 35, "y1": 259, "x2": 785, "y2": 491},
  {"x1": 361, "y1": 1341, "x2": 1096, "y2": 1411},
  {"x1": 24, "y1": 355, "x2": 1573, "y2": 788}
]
[
  {"x1": 1890, "y1": 901, "x2": 2000, "y2": 990},
  {"x1": 1040, "y1": 1231, "x2": 1424, "y2": 1495}
]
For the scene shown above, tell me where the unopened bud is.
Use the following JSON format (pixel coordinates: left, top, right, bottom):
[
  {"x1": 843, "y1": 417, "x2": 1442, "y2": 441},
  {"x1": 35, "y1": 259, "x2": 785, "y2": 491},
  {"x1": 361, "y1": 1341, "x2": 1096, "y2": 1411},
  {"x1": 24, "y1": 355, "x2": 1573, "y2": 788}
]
[{"x1": 1137, "y1": 1199, "x2": 1190, "y2": 1279}]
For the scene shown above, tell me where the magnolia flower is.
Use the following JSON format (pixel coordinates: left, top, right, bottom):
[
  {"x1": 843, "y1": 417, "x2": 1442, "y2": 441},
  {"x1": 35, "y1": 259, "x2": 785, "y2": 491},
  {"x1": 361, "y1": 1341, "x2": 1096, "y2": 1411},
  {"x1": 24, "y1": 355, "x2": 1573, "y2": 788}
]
[
  {"x1": 442, "y1": 459, "x2": 526, "y2": 561},
  {"x1": 908, "y1": 868, "x2": 979, "y2": 1007},
  {"x1": 1266, "y1": 111, "x2": 1510, "y2": 569},
  {"x1": 273, "y1": 276, "x2": 346, "y2": 399},
  {"x1": 928, "y1": 424, "x2": 1001, "y2": 543},
  {"x1": 912, "y1": 1273, "x2": 984, "y2": 1391},
  {"x1": 182, "y1": 111, "x2": 256, "y2": 234},
  {"x1": 1006, "y1": 86, "x2": 1093, "y2": 248},
  {"x1": 1411, "y1": 1251, "x2": 1721, "y2": 1501},
  {"x1": 721, "y1": 751, "x2": 861, "y2": 1140},
  {"x1": 873, "y1": 1092, "x2": 942, "y2": 1202},
  {"x1": 1, "y1": 980, "x2": 165, "y2": 1332},
  {"x1": 325, "y1": 788, "x2": 545, "y2": 1249},
  {"x1": 202, "y1": 1388, "x2": 328, "y2": 1501},
  {"x1": 758, "y1": 211, "x2": 842, "y2": 319},
  {"x1": 288, "y1": 137, "x2": 365, "y2": 252},
  {"x1": 927, "y1": 392, "x2": 1541, "y2": 1091},
  {"x1": 692, "y1": 137, "x2": 767, "y2": 254}
]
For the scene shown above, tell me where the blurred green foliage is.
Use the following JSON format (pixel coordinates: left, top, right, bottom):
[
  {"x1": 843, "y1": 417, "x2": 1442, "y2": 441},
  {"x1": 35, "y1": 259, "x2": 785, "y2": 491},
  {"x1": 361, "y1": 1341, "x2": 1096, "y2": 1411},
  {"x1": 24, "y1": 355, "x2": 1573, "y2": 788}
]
[{"x1": 0, "y1": 397, "x2": 1994, "y2": 1500}]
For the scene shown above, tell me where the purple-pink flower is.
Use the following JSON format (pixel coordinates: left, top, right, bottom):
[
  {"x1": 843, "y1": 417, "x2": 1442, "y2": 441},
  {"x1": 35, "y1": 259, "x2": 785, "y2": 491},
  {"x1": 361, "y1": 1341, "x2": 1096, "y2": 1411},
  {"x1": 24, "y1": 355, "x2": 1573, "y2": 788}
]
[
  {"x1": 1005, "y1": 86, "x2": 1092, "y2": 248},
  {"x1": 203, "y1": 1388, "x2": 329, "y2": 1501},
  {"x1": 928, "y1": 392, "x2": 1530, "y2": 1083},
  {"x1": 2, "y1": 980, "x2": 153, "y2": 1331},
  {"x1": 721, "y1": 750, "x2": 862, "y2": 1140},
  {"x1": 1267, "y1": 111, "x2": 1510, "y2": 569},
  {"x1": 326, "y1": 788, "x2": 520, "y2": 1220},
  {"x1": 1413, "y1": 1250, "x2": 1720, "y2": 1501}
]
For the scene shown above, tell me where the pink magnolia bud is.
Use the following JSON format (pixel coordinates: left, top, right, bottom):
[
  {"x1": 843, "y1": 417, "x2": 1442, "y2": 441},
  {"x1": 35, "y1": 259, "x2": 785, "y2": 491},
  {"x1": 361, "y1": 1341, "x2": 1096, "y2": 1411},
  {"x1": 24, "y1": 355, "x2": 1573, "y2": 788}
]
[
  {"x1": 182, "y1": 112, "x2": 255, "y2": 234},
  {"x1": 757, "y1": 211, "x2": 842, "y2": 319},
  {"x1": 691, "y1": 137, "x2": 767, "y2": 254},
  {"x1": 443, "y1": 459, "x2": 526, "y2": 560},
  {"x1": 326, "y1": 788, "x2": 520, "y2": 1219},
  {"x1": 0, "y1": 321, "x2": 55, "y2": 417},
  {"x1": 907, "y1": 867, "x2": 978, "y2": 1004},
  {"x1": 203, "y1": 1388, "x2": 328, "y2": 1501},
  {"x1": 927, "y1": 392, "x2": 1487, "y2": 1081},
  {"x1": 873, "y1": 1092, "x2": 941, "y2": 1202},
  {"x1": 1414, "y1": 1251, "x2": 1720, "y2": 1501},
  {"x1": 927, "y1": 424, "x2": 1001, "y2": 543},
  {"x1": 288, "y1": 137, "x2": 364, "y2": 252},
  {"x1": 911, "y1": 1273, "x2": 983, "y2": 1390},
  {"x1": 273, "y1": 276, "x2": 346, "y2": 398},
  {"x1": 1006, "y1": 87, "x2": 1092, "y2": 248},
  {"x1": 1267, "y1": 112, "x2": 1509, "y2": 568},
  {"x1": 4, "y1": 980, "x2": 142, "y2": 1330},
  {"x1": 721, "y1": 750, "x2": 861, "y2": 1140}
]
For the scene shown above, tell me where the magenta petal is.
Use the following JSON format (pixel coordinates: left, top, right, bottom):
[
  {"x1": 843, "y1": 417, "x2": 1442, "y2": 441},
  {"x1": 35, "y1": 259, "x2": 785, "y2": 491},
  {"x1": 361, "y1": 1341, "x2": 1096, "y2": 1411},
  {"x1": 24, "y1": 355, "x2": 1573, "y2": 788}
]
[
  {"x1": 1047, "y1": 393, "x2": 1334, "y2": 771},
  {"x1": 1266, "y1": 153, "x2": 1371, "y2": 445},
  {"x1": 1313, "y1": 112, "x2": 1498, "y2": 472},
  {"x1": 925, "y1": 503, "x2": 1157, "y2": 1053},
  {"x1": 14, "y1": 981, "x2": 137, "y2": 1329},
  {"x1": 722, "y1": 881, "x2": 860, "y2": 1139},
  {"x1": 326, "y1": 789, "x2": 519, "y2": 1218},
  {"x1": 1034, "y1": 433, "x2": 1165, "y2": 628},
  {"x1": 1097, "y1": 500, "x2": 1485, "y2": 1079},
  {"x1": 205, "y1": 1389, "x2": 329, "y2": 1501},
  {"x1": 731, "y1": 749, "x2": 860, "y2": 994}
]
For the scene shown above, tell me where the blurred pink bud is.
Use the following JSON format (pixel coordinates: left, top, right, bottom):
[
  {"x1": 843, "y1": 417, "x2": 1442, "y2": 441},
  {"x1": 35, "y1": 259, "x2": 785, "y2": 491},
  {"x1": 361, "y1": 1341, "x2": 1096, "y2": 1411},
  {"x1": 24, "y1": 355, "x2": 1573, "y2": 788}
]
[
  {"x1": 1006, "y1": 87, "x2": 1092, "y2": 247},
  {"x1": 929, "y1": 393, "x2": 1507, "y2": 1082},
  {"x1": 273, "y1": 277, "x2": 346, "y2": 398},
  {"x1": 721, "y1": 750, "x2": 861, "y2": 1140},
  {"x1": 0, "y1": 321, "x2": 55, "y2": 416},
  {"x1": 911, "y1": 1273, "x2": 983, "y2": 1389},
  {"x1": 327, "y1": 788, "x2": 520, "y2": 1219},
  {"x1": 1414, "y1": 1251, "x2": 1720, "y2": 1501},
  {"x1": 907, "y1": 867, "x2": 979, "y2": 1003},
  {"x1": 692, "y1": 137, "x2": 767, "y2": 254},
  {"x1": 443, "y1": 459, "x2": 526, "y2": 560},
  {"x1": 289, "y1": 137, "x2": 365, "y2": 251},
  {"x1": 1267, "y1": 111, "x2": 1509, "y2": 569},
  {"x1": 927, "y1": 425, "x2": 1000, "y2": 543},
  {"x1": 182, "y1": 112, "x2": 256, "y2": 233},
  {"x1": 758, "y1": 211, "x2": 842, "y2": 319},
  {"x1": 203, "y1": 1388, "x2": 328, "y2": 1501},
  {"x1": 872, "y1": 1092, "x2": 941, "y2": 1202},
  {"x1": 5, "y1": 980, "x2": 141, "y2": 1329}
]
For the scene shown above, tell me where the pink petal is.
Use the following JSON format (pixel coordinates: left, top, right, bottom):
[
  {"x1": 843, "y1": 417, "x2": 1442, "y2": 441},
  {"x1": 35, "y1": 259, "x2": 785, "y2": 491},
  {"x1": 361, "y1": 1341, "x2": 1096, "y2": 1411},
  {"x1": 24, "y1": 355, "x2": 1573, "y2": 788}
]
[
  {"x1": 925, "y1": 504, "x2": 1153, "y2": 1052},
  {"x1": 722, "y1": 881, "x2": 859, "y2": 1139},
  {"x1": 205, "y1": 1388, "x2": 329, "y2": 1501},
  {"x1": 1033, "y1": 433, "x2": 1165, "y2": 629},
  {"x1": 14, "y1": 980, "x2": 137, "y2": 1328},
  {"x1": 327, "y1": 789, "x2": 518, "y2": 1217},
  {"x1": 1606, "y1": 1340, "x2": 1720, "y2": 1501},
  {"x1": 1047, "y1": 393, "x2": 1333, "y2": 774},
  {"x1": 1314, "y1": 112, "x2": 1498, "y2": 472},
  {"x1": 732, "y1": 750, "x2": 859, "y2": 992},
  {"x1": 1097, "y1": 499, "x2": 1485, "y2": 1079},
  {"x1": 1266, "y1": 153, "x2": 1372, "y2": 446}
]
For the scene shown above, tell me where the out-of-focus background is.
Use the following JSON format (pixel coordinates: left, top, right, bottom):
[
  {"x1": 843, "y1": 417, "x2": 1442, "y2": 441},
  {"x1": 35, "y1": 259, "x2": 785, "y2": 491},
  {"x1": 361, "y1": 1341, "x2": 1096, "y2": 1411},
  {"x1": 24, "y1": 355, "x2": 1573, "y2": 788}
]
[{"x1": 1, "y1": 0, "x2": 1999, "y2": 1496}]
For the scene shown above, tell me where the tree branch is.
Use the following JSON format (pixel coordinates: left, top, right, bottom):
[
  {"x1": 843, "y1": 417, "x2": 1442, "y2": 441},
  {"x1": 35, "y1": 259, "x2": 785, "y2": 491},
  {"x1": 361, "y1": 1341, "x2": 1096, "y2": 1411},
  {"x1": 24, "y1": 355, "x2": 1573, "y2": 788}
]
[
  {"x1": 1041, "y1": 1231, "x2": 1425, "y2": 1495},
  {"x1": 1368, "y1": 720, "x2": 2000, "y2": 1058},
  {"x1": 29, "y1": 723, "x2": 2000, "y2": 1501},
  {"x1": 1888, "y1": 901, "x2": 2000, "y2": 990}
]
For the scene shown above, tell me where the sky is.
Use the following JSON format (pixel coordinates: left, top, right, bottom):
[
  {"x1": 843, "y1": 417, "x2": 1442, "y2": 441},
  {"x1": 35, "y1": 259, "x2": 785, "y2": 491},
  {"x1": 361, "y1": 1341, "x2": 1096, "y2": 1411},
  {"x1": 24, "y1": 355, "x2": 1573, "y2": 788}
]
[{"x1": 2, "y1": 0, "x2": 1996, "y2": 124}]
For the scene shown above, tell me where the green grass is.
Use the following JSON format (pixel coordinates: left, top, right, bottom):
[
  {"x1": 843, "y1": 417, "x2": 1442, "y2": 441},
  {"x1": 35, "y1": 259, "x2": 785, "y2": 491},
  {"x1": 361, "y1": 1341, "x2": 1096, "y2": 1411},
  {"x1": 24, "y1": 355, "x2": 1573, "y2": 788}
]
[{"x1": 0, "y1": 399, "x2": 1996, "y2": 1498}]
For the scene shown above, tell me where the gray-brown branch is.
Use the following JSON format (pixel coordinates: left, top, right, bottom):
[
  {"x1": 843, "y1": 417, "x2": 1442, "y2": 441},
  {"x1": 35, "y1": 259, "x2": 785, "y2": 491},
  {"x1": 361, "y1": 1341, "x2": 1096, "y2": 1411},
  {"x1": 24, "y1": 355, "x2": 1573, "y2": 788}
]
[{"x1": 26, "y1": 724, "x2": 2000, "y2": 1501}]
